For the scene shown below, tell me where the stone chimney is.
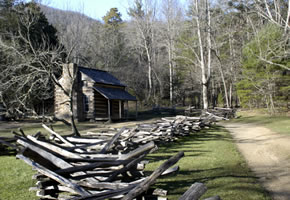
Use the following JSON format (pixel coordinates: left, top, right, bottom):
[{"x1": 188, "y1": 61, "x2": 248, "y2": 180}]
[
  {"x1": 61, "y1": 63, "x2": 78, "y2": 92},
  {"x1": 54, "y1": 63, "x2": 84, "y2": 121}
]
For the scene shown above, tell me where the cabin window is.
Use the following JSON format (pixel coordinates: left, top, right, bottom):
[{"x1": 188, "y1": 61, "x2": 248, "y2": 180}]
[{"x1": 83, "y1": 95, "x2": 89, "y2": 112}]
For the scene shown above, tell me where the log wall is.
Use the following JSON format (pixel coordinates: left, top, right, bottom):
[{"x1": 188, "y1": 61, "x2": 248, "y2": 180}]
[{"x1": 94, "y1": 91, "x2": 108, "y2": 119}]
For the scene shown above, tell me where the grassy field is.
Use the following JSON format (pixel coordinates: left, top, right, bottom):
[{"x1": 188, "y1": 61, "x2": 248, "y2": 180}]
[
  {"x1": 144, "y1": 126, "x2": 271, "y2": 200},
  {"x1": 231, "y1": 110, "x2": 290, "y2": 135},
  {"x1": 0, "y1": 155, "x2": 38, "y2": 200}
]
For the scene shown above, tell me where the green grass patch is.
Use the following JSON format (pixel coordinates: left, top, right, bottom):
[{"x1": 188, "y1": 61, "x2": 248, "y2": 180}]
[
  {"x1": 231, "y1": 111, "x2": 290, "y2": 135},
  {"x1": 145, "y1": 126, "x2": 271, "y2": 200},
  {"x1": 0, "y1": 155, "x2": 37, "y2": 200}
]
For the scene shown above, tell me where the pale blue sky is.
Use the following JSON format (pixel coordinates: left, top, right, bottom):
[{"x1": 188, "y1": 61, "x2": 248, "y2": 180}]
[{"x1": 41, "y1": 0, "x2": 187, "y2": 21}]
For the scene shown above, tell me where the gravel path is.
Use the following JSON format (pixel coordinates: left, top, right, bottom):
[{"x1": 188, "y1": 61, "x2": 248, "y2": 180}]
[{"x1": 223, "y1": 123, "x2": 290, "y2": 200}]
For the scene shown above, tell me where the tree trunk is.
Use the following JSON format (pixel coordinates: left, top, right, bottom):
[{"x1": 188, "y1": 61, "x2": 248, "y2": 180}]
[
  {"x1": 145, "y1": 44, "x2": 153, "y2": 102},
  {"x1": 202, "y1": 82, "x2": 209, "y2": 110},
  {"x1": 195, "y1": 0, "x2": 211, "y2": 110},
  {"x1": 70, "y1": 82, "x2": 80, "y2": 137},
  {"x1": 169, "y1": 56, "x2": 173, "y2": 107},
  {"x1": 196, "y1": 8, "x2": 207, "y2": 109}
]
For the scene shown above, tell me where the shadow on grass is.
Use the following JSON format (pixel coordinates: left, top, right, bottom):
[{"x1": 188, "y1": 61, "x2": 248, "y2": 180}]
[
  {"x1": 146, "y1": 126, "x2": 232, "y2": 161},
  {"x1": 0, "y1": 146, "x2": 17, "y2": 156},
  {"x1": 144, "y1": 125, "x2": 270, "y2": 199},
  {"x1": 144, "y1": 165, "x2": 264, "y2": 198}
]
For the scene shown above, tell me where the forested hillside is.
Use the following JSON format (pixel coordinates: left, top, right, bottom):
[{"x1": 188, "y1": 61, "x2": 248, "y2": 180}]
[{"x1": 0, "y1": 0, "x2": 289, "y2": 118}]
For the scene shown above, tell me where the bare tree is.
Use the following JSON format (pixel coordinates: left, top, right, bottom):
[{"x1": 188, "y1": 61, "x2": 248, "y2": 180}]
[
  {"x1": 0, "y1": 2, "x2": 80, "y2": 136},
  {"x1": 250, "y1": 0, "x2": 290, "y2": 71},
  {"x1": 160, "y1": 0, "x2": 183, "y2": 106},
  {"x1": 128, "y1": 0, "x2": 158, "y2": 101},
  {"x1": 185, "y1": 0, "x2": 212, "y2": 109},
  {"x1": 252, "y1": 0, "x2": 290, "y2": 32}
]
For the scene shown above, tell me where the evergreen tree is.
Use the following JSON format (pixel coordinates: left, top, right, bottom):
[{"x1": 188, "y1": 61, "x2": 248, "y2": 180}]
[
  {"x1": 237, "y1": 24, "x2": 289, "y2": 113},
  {"x1": 97, "y1": 7, "x2": 125, "y2": 70},
  {"x1": 103, "y1": 7, "x2": 122, "y2": 28}
]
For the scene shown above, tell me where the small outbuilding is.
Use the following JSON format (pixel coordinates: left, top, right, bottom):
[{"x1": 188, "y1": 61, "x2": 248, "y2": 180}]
[{"x1": 55, "y1": 63, "x2": 137, "y2": 122}]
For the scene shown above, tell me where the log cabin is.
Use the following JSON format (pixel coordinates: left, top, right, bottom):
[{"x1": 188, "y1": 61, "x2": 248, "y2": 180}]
[{"x1": 55, "y1": 63, "x2": 137, "y2": 122}]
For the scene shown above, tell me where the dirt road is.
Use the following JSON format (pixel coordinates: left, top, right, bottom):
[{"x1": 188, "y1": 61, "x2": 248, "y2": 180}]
[{"x1": 222, "y1": 123, "x2": 290, "y2": 200}]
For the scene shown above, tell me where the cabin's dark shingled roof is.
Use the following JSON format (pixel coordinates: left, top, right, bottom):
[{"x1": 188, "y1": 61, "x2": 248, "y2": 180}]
[
  {"x1": 94, "y1": 87, "x2": 137, "y2": 101},
  {"x1": 79, "y1": 67, "x2": 126, "y2": 87}
]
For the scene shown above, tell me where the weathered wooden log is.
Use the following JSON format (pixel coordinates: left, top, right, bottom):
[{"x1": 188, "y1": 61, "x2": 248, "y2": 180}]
[
  {"x1": 106, "y1": 153, "x2": 147, "y2": 182},
  {"x1": 152, "y1": 188, "x2": 168, "y2": 196},
  {"x1": 99, "y1": 128, "x2": 125, "y2": 154},
  {"x1": 120, "y1": 127, "x2": 138, "y2": 141},
  {"x1": 55, "y1": 160, "x2": 127, "y2": 175},
  {"x1": 17, "y1": 138, "x2": 72, "y2": 170},
  {"x1": 66, "y1": 137, "x2": 105, "y2": 144},
  {"x1": 121, "y1": 151, "x2": 184, "y2": 200},
  {"x1": 26, "y1": 135, "x2": 119, "y2": 162},
  {"x1": 42, "y1": 124, "x2": 75, "y2": 147},
  {"x1": 68, "y1": 142, "x2": 106, "y2": 153},
  {"x1": 86, "y1": 132, "x2": 115, "y2": 137},
  {"x1": 78, "y1": 178, "x2": 145, "y2": 190},
  {"x1": 161, "y1": 166, "x2": 179, "y2": 176},
  {"x1": 18, "y1": 140, "x2": 101, "y2": 186},
  {"x1": 26, "y1": 135, "x2": 83, "y2": 159},
  {"x1": 19, "y1": 144, "x2": 64, "y2": 171},
  {"x1": 205, "y1": 112, "x2": 228, "y2": 121},
  {"x1": 178, "y1": 182, "x2": 207, "y2": 200},
  {"x1": 18, "y1": 128, "x2": 26, "y2": 137},
  {"x1": 68, "y1": 184, "x2": 137, "y2": 200},
  {"x1": 11, "y1": 130, "x2": 24, "y2": 137},
  {"x1": 16, "y1": 154, "x2": 90, "y2": 196},
  {"x1": 119, "y1": 141, "x2": 156, "y2": 160},
  {"x1": 68, "y1": 171, "x2": 114, "y2": 180},
  {"x1": 35, "y1": 184, "x2": 79, "y2": 194},
  {"x1": 131, "y1": 136, "x2": 159, "y2": 144}
]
